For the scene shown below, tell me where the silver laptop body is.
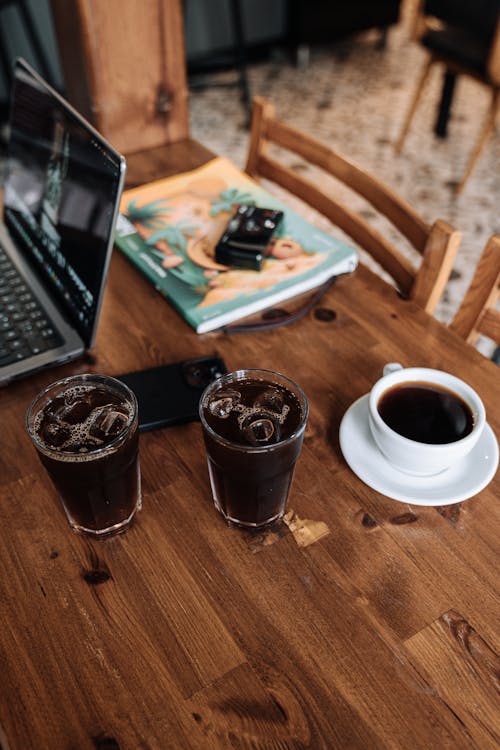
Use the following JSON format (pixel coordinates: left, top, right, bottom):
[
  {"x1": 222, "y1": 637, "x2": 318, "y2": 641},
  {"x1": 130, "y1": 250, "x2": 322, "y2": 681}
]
[{"x1": 0, "y1": 58, "x2": 126, "y2": 385}]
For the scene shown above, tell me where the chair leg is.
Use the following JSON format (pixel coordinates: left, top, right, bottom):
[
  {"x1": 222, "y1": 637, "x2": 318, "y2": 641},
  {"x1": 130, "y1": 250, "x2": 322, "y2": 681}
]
[
  {"x1": 455, "y1": 88, "x2": 500, "y2": 195},
  {"x1": 395, "y1": 56, "x2": 433, "y2": 153},
  {"x1": 434, "y1": 69, "x2": 457, "y2": 138}
]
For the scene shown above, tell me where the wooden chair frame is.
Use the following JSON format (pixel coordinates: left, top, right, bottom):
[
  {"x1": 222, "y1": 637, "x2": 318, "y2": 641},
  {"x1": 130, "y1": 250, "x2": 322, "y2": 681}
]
[
  {"x1": 450, "y1": 235, "x2": 500, "y2": 345},
  {"x1": 396, "y1": 2, "x2": 500, "y2": 194},
  {"x1": 245, "y1": 97, "x2": 461, "y2": 314}
]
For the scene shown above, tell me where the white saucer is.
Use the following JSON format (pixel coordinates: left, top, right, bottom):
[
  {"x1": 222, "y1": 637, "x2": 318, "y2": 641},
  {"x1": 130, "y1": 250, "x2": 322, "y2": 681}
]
[{"x1": 339, "y1": 394, "x2": 499, "y2": 506}]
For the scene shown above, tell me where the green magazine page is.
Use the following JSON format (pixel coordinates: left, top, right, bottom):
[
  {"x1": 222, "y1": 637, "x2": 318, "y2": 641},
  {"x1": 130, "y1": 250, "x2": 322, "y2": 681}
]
[{"x1": 114, "y1": 158, "x2": 358, "y2": 332}]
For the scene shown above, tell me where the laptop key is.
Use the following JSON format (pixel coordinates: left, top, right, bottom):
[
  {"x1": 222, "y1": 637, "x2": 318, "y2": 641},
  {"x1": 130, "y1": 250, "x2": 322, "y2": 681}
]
[
  {"x1": 44, "y1": 337, "x2": 61, "y2": 349},
  {"x1": 28, "y1": 341, "x2": 44, "y2": 355},
  {"x1": 0, "y1": 353, "x2": 16, "y2": 366},
  {"x1": 25, "y1": 331, "x2": 45, "y2": 345},
  {"x1": 0, "y1": 243, "x2": 64, "y2": 368}
]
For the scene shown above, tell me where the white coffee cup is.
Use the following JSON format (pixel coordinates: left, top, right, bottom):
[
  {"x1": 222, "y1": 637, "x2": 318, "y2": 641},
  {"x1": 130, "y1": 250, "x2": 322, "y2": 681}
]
[{"x1": 368, "y1": 364, "x2": 486, "y2": 476}]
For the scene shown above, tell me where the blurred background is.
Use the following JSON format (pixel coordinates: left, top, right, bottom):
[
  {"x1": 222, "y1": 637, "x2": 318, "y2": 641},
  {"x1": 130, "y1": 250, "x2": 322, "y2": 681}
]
[{"x1": 0, "y1": 0, "x2": 499, "y2": 340}]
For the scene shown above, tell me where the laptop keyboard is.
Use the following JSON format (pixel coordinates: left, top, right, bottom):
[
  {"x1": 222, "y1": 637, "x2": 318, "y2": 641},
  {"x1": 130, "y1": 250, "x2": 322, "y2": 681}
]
[{"x1": 0, "y1": 245, "x2": 63, "y2": 367}]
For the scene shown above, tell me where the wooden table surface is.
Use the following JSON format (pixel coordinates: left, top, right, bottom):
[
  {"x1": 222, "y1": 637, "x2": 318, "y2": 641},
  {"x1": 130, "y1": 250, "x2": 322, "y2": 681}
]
[{"x1": 1, "y1": 140, "x2": 499, "y2": 750}]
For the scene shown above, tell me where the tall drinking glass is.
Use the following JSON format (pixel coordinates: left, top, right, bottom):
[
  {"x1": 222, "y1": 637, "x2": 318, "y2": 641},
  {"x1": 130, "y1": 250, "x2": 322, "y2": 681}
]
[
  {"x1": 26, "y1": 373, "x2": 141, "y2": 537},
  {"x1": 199, "y1": 368, "x2": 308, "y2": 528}
]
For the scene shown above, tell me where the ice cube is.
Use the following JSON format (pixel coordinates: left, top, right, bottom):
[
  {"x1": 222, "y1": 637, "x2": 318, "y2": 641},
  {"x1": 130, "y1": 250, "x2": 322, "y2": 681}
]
[
  {"x1": 253, "y1": 387, "x2": 284, "y2": 415},
  {"x1": 45, "y1": 396, "x2": 68, "y2": 419},
  {"x1": 89, "y1": 406, "x2": 129, "y2": 441},
  {"x1": 208, "y1": 389, "x2": 241, "y2": 419},
  {"x1": 242, "y1": 416, "x2": 280, "y2": 445},
  {"x1": 61, "y1": 397, "x2": 93, "y2": 425},
  {"x1": 89, "y1": 387, "x2": 121, "y2": 408},
  {"x1": 39, "y1": 418, "x2": 70, "y2": 448}
]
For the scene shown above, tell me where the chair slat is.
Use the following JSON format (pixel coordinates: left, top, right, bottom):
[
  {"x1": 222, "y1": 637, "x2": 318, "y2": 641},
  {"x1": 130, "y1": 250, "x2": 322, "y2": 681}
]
[
  {"x1": 257, "y1": 153, "x2": 415, "y2": 294},
  {"x1": 450, "y1": 235, "x2": 500, "y2": 344},
  {"x1": 266, "y1": 118, "x2": 430, "y2": 252},
  {"x1": 479, "y1": 308, "x2": 500, "y2": 343},
  {"x1": 245, "y1": 97, "x2": 460, "y2": 315},
  {"x1": 412, "y1": 219, "x2": 461, "y2": 313}
]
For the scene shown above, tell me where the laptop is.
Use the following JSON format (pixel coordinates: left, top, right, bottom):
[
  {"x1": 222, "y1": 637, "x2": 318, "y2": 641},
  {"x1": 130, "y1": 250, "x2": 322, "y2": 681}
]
[{"x1": 0, "y1": 58, "x2": 126, "y2": 386}]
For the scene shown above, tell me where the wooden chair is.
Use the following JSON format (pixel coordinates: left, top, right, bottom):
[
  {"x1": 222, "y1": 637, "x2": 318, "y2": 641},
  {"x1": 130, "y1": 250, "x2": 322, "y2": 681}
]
[
  {"x1": 49, "y1": 0, "x2": 189, "y2": 156},
  {"x1": 245, "y1": 96, "x2": 461, "y2": 315},
  {"x1": 396, "y1": 0, "x2": 500, "y2": 194},
  {"x1": 449, "y1": 235, "x2": 500, "y2": 346}
]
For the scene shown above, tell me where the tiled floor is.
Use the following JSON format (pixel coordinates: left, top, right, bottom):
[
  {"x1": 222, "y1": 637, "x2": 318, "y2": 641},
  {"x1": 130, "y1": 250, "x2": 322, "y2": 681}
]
[{"x1": 188, "y1": 17, "x2": 499, "y2": 354}]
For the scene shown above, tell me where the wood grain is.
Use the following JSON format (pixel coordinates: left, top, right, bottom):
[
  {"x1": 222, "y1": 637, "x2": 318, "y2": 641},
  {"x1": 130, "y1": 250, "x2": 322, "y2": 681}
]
[
  {"x1": 450, "y1": 234, "x2": 500, "y2": 345},
  {"x1": 50, "y1": 0, "x2": 190, "y2": 155},
  {"x1": 405, "y1": 611, "x2": 500, "y2": 749},
  {"x1": 0, "y1": 140, "x2": 498, "y2": 749}
]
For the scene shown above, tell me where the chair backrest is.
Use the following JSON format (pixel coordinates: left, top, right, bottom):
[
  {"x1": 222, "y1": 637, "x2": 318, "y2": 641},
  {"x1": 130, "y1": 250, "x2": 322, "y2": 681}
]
[
  {"x1": 50, "y1": 0, "x2": 190, "y2": 155},
  {"x1": 450, "y1": 235, "x2": 500, "y2": 345},
  {"x1": 424, "y1": 0, "x2": 500, "y2": 41},
  {"x1": 245, "y1": 97, "x2": 461, "y2": 314},
  {"x1": 421, "y1": 0, "x2": 500, "y2": 83}
]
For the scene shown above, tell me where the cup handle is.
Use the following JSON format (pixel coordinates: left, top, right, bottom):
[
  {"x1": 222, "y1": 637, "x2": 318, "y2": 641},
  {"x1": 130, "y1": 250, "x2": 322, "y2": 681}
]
[{"x1": 383, "y1": 362, "x2": 403, "y2": 376}]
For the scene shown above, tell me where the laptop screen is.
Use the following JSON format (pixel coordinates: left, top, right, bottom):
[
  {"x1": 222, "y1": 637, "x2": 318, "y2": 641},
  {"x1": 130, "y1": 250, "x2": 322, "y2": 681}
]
[{"x1": 3, "y1": 60, "x2": 125, "y2": 347}]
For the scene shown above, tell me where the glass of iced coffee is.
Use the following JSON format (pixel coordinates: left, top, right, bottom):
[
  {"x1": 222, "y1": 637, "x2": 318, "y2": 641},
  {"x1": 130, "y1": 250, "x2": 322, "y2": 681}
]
[
  {"x1": 199, "y1": 368, "x2": 308, "y2": 528},
  {"x1": 26, "y1": 373, "x2": 141, "y2": 537}
]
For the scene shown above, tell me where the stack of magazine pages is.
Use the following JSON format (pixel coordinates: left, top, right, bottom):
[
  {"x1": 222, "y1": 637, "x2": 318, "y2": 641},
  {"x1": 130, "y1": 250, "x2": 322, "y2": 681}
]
[{"x1": 114, "y1": 157, "x2": 358, "y2": 333}]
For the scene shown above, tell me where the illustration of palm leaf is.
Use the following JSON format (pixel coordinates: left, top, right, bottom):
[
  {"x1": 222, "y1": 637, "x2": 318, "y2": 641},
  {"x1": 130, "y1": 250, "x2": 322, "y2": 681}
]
[
  {"x1": 146, "y1": 248, "x2": 200, "y2": 283},
  {"x1": 169, "y1": 264, "x2": 207, "y2": 287},
  {"x1": 148, "y1": 246, "x2": 207, "y2": 288},
  {"x1": 125, "y1": 199, "x2": 172, "y2": 228},
  {"x1": 146, "y1": 221, "x2": 197, "y2": 254},
  {"x1": 210, "y1": 188, "x2": 255, "y2": 216}
]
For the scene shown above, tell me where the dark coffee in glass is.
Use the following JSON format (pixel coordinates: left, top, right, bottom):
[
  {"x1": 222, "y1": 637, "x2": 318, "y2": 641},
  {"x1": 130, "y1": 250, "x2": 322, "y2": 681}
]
[
  {"x1": 200, "y1": 369, "x2": 308, "y2": 528},
  {"x1": 27, "y1": 374, "x2": 141, "y2": 537},
  {"x1": 377, "y1": 381, "x2": 474, "y2": 444}
]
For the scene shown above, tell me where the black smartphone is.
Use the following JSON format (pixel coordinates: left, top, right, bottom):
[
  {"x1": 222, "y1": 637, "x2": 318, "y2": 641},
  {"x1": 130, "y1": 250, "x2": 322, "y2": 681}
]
[
  {"x1": 116, "y1": 356, "x2": 227, "y2": 432},
  {"x1": 215, "y1": 205, "x2": 284, "y2": 270}
]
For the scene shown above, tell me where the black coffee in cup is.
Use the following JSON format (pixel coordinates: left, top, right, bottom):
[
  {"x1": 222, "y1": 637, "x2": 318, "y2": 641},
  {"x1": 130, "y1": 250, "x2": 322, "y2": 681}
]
[{"x1": 377, "y1": 381, "x2": 474, "y2": 444}]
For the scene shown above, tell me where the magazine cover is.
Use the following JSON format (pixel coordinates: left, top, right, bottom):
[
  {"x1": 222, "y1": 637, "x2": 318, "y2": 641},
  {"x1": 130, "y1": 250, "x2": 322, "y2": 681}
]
[{"x1": 114, "y1": 157, "x2": 358, "y2": 332}]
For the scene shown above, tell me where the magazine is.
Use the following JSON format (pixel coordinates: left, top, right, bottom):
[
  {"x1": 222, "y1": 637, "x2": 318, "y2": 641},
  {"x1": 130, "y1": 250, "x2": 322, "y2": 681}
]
[{"x1": 114, "y1": 157, "x2": 358, "y2": 333}]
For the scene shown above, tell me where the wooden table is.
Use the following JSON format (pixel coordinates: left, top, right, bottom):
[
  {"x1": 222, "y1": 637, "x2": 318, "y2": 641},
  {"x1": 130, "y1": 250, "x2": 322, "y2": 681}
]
[{"x1": 1, "y1": 140, "x2": 499, "y2": 750}]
